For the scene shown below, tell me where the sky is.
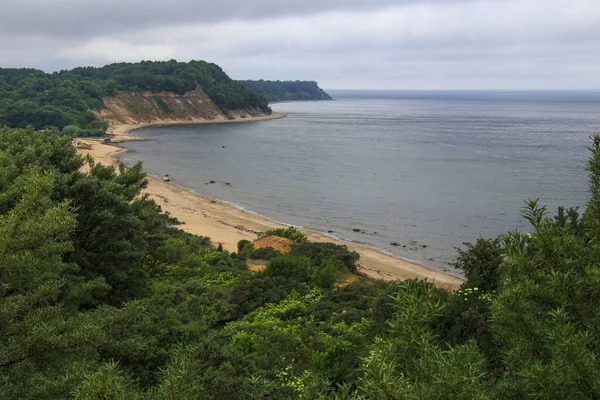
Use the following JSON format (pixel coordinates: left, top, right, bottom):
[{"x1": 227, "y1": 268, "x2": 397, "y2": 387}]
[{"x1": 1, "y1": 0, "x2": 599, "y2": 89}]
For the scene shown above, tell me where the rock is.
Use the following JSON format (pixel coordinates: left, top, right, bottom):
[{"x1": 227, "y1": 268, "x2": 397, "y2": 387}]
[
  {"x1": 352, "y1": 228, "x2": 361, "y2": 232},
  {"x1": 422, "y1": 245, "x2": 427, "y2": 248},
  {"x1": 222, "y1": 145, "x2": 226, "y2": 148},
  {"x1": 225, "y1": 182, "x2": 231, "y2": 186},
  {"x1": 390, "y1": 242, "x2": 400, "y2": 246},
  {"x1": 373, "y1": 231, "x2": 378, "y2": 234},
  {"x1": 210, "y1": 200, "x2": 217, "y2": 204},
  {"x1": 402, "y1": 245, "x2": 407, "y2": 248},
  {"x1": 209, "y1": 180, "x2": 215, "y2": 184},
  {"x1": 327, "y1": 230, "x2": 334, "y2": 233}
]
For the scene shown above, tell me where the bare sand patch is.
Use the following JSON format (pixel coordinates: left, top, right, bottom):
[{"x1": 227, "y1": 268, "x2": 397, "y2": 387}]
[{"x1": 253, "y1": 236, "x2": 294, "y2": 254}]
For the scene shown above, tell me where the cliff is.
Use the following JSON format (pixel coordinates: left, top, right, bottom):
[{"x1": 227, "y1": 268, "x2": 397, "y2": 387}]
[
  {"x1": 95, "y1": 87, "x2": 270, "y2": 125},
  {"x1": 238, "y1": 80, "x2": 332, "y2": 102}
]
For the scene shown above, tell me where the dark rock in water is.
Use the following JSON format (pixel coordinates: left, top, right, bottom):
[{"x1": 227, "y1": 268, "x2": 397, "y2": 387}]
[
  {"x1": 225, "y1": 182, "x2": 231, "y2": 186},
  {"x1": 352, "y1": 228, "x2": 361, "y2": 232},
  {"x1": 327, "y1": 230, "x2": 334, "y2": 233},
  {"x1": 209, "y1": 180, "x2": 216, "y2": 184},
  {"x1": 373, "y1": 231, "x2": 378, "y2": 234},
  {"x1": 222, "y1": 146, "x2": 226, "y2": 148},
  {"x1": 402, "y1": 245, "x2": 407, "y2": 248},
  {"x1": 390, "y1": 242, "x2": 400, "y2": 246},
  {"x1": 422, "y1": 244, "x2": 427, "y2": 248}
]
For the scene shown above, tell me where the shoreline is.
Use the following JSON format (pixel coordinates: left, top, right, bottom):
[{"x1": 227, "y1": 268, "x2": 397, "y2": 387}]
[
  {"x1": 107, "y1": 112, "x2": 287, "y2": 142},
  {"x1": 79, "y1": 116, "x2": 464, "y2": 290}
]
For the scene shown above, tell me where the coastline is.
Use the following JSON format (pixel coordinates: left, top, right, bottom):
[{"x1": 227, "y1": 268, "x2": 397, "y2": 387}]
[
  {"x1": 107, "y1": 112, "x2": 287, "y2": 142},
  {"x1": 79, "y1": 116, "x2": 464, "y2": 290}
]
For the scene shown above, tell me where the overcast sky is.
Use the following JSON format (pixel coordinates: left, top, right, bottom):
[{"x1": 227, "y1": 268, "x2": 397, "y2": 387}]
[{"x1": 2, "y1": 0, "x2": 599, "y2": 89}]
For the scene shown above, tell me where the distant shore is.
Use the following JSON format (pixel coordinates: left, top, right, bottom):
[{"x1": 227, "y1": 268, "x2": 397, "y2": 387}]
[{"x1": 78, "y1": 115, "x2": 464, "y2": 290}]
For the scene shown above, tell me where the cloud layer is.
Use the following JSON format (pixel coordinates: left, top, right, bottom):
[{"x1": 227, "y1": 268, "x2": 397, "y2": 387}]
[{"x1": 2, "y1": 0, "x2": 599, "y2": 89}]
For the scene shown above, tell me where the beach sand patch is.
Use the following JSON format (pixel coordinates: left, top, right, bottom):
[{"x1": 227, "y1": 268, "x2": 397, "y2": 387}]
[{"x1": 253, "y1": 236, "x2": 293, "y2": 254}]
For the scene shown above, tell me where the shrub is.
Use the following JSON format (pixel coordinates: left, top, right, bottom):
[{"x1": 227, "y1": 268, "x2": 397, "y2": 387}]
[
  {"x1": 312, "y1": 257, "x2": 339, "y2": 289},
  {"x1": 258, "y1": 227, "x2": 308, "y2": 243},
  {"x1": 265, "y1": 255, "x2": 311, "y2": 281},
  {"x1": 452, "y1": 238, "x2": 503, "y2": 291},
  {"x1": 237, "y1": 240, "x2": 252, "y2": 253},
  {"x1": 249, "y1": 246, "x2": 282, "y2": 261},
  {"x1": 291, "y1": 242, "x2": 359, "y2": 273}
]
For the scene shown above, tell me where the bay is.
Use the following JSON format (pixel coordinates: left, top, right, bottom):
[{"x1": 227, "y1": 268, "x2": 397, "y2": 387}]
[{"x1": 120, "y1": 90, "x2": 600, "y2": 268}]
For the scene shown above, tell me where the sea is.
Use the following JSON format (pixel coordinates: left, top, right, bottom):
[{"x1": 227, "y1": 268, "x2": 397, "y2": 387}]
[{"x1": 119, "y1": 90, "x2": 600, "y2": 270}]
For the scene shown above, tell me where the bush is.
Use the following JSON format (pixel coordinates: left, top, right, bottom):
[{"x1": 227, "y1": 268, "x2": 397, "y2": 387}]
[
  {"x1": 291, "y1": 242, "x2": 359, "y2": 273},
  {"x1": 249, "y1": 246, "x2": 282, "y2": 261},
  {"x1": 258, "y1": 227, "x2": 308, "y2": 243},
  {"x1": 237, "y1": 240, "x2": 252, "y2": 253},
  {"x1": 265, "y1": 255, "x2": 311, "y2": 281},
  {"x1": 312, "y1": 257, "x2": 339, "y2": 289},
  {"x1": 61, "y1": 124, "x2": 80, "y2": 137},
  {"x1": 452, "y1": 238, "x2": 503, "y2": 291}
]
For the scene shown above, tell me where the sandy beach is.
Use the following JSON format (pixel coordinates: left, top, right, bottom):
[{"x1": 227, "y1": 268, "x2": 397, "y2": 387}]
[
  {"x1": 106, "y1": 112, "x2": 288, "y2": 142},
  {"x1": 78, "y1": 116, "x2": 464, "y2": 290}
]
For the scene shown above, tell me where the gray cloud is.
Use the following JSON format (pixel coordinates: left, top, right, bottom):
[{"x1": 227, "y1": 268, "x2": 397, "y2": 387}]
[
  {"x1": 1, "y1": 0, "x2": 431, "y2": 37},
  {"x1": 1, "y1": 0, "x2": 600, "y2": 89}
]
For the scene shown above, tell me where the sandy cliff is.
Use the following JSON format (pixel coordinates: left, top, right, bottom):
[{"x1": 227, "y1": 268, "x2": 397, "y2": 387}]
[{"x1": 95, "y1": 87, "x2": 269, "y2": 125}]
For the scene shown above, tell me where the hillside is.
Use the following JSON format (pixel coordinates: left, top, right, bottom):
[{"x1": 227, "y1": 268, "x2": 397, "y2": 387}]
[
  {"x1": 0, "y1": 60, "x2": 271, "y2": 135},
  {"x1": 239, "y1": 79, "x2": 332, "y2": 102},
  {"x1": 3, "y1": 125, "x2": 600, "y2": 398},
  {"x1": 96, "y1": 88, "x2": 269, "y2": 125}
]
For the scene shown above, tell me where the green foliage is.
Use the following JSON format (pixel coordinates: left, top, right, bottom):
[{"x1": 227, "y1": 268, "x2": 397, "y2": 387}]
[
  {"x1": 249, "y1": 245, "x2": 282, "y2": 260},
  {"x1": 312, "y1": 257, "x2": 340, "y2": 289},
  {"x1": 453, "y1": 237, "x2": 503, "y2": 291},
  {"x1": 239, "y1": 80, "x2": 332, "y2": 102},
  {"x1": 291, "y1": 242, "x2": 360, "y2": 274},
  {"x1": 237, "y1": 239, "x2": 252, "y2": 253},
  {"x1": 4, "y1": 127, "x2": 600, "y2": 399},
  {"x1": 265, "y1": 255, "x2": 312, "y2": 281},
  {"x1": 258, "y1": 226, "x2": 308, "y2": 243},
  {"x1": 0, "y1": 60, "x2": 271, "y2": 132}
]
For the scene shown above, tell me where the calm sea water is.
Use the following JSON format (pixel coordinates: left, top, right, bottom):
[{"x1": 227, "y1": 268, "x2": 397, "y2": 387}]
[{"x1": 120, "y1": 90, "x2": 600, "y2": 270}]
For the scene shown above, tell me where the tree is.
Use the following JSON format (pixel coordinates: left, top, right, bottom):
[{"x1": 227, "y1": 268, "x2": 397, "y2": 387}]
[{"x1": 453, "y1": 237, "x2": 503, "y2": 291}]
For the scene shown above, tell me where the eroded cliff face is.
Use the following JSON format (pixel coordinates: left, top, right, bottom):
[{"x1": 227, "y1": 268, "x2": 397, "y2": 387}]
[{"x1": 95, "y1": 87, "x2": 267, "y2": 125}]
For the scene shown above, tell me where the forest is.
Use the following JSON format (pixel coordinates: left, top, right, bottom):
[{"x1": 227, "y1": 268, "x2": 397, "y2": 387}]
[
  {"x1": 239, "y1": 80, "x2": 332, "y2": 102},
  {"x1": 0, "y1": 60, "x2": 271, "y2": 135},
  {"x1": 1, "y1": 124, "x2": 599, "y2": 399}
]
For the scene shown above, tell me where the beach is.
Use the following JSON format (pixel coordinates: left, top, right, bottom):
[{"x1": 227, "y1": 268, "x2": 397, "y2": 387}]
[
  {"x1": 107, "y1": 112, "x2": 288, "y2": 142},
  {"x1": 78, "y1": 116, "x2": 464, "y2": 290}
]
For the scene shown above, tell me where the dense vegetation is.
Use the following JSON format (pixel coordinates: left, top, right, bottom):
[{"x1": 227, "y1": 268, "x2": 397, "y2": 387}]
[
  {"x1": 1, "y1": 125, "x2": 600, "y2": 399},
  {"x1": 0, "y1": 60, "x2": 271, "y2": 135},
  {"x1": 239, "y1": 80, "x2": 332, "y2": 102}
]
